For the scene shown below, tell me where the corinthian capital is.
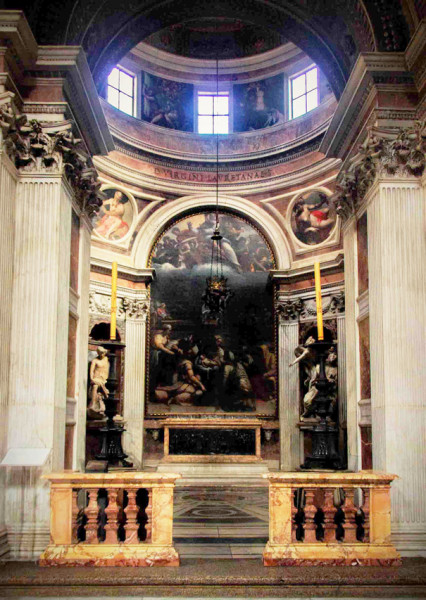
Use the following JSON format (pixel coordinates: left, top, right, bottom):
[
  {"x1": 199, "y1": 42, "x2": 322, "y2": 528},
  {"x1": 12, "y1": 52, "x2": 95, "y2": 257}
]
[
  {"x1": 333, "y1": 120, "x2": 426, "y2": 221},
  {"x1": 0, "y1": 106, "x2": 104, "y2": 217},
  {"x1": 277, "y1": 298, "x2": 304, "y2": 322},
  {"x1": 123, "y1": 298, "x2": 149, "y2": 320}
]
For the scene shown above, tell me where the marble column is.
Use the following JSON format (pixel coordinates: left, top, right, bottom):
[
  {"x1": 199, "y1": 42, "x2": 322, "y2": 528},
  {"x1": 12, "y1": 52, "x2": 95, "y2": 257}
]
[
  {"x1": 278, "y1": 317, "x2": 301, "y2": 471},
  {"x1": 6, "y1": 174, "x2": 72, "y2": 558},
  {"x1": 367, "y1": 178, "x2": 426, "y2": 556},
  {"x1": 73, "y1": 216, "x2": 92, "y2": 471},
  {"x1": 0, "y1": 148, "x2": 17, "y2": 558},
  {"x1": 342, "y1": 218, "x2": 360, "y2": 472},
  {"x1": 123, "y1": 295, "x2": 149, "y2": 469}
]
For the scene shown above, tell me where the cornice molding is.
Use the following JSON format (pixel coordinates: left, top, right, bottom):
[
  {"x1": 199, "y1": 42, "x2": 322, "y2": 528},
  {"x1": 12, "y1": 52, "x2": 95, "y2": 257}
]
[
  {"x1": 320, "y1": 52, "x2": 414, "y2": 160},
  {"x1": 35, "y1": 46, "x2": 114, "y2": 156},
  {"x1": 91, "y1": 258, "x2": 155, "y2": 284},
  {"x1": 269, "y1": 253, "x2": 344, "y2": 286}
]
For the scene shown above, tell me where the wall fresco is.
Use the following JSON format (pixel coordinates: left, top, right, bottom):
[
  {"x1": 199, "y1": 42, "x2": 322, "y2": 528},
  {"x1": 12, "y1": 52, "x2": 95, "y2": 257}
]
[{"x1": 233, "y1": 74, "x2": 285, "y2": 132}]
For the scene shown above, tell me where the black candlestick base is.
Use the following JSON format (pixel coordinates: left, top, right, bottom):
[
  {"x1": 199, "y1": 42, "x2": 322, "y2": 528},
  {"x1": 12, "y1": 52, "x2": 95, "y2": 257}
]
[
  {"x1": 94, "y1": 340, "x2": 133, "y2": 469},
  {"x1": 300, "y1": 340, "x2": 344, "y2": 471}
]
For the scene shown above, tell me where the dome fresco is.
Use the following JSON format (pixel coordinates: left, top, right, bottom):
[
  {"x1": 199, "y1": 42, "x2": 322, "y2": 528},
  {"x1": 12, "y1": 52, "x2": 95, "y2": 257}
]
[{"x1": 143, "y1": 18, "x2": 286, "y2": 60}]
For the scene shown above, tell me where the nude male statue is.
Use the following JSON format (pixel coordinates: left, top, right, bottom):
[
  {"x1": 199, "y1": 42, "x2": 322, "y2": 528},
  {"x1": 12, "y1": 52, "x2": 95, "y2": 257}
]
[{"x1": 87, "y1": 346, "x2": 109, "y2": 419}]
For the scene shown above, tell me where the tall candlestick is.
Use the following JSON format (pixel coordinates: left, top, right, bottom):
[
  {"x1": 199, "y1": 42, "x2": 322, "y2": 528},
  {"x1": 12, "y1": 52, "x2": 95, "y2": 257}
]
[
  {"x1": 314, "y1": 262, "x2": 324, "y2": 341},
  {"x1": 110, "y1": 261, "x2": 117, "y2": 340}
]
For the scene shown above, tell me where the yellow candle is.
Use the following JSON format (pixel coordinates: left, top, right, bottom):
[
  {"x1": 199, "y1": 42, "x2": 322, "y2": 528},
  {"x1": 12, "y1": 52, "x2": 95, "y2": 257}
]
[
  {"x1": 110, "y1": 261, "x2": 117, "y2": 340},
  {"x1": 314, "y1": 262, "x2": 324, "y2": 341}
]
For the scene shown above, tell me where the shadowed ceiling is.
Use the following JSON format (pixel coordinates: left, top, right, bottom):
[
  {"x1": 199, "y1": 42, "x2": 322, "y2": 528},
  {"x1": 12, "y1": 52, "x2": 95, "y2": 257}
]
[{"x1": 7, "y1": 0, "x2": 417, "y2": 99}]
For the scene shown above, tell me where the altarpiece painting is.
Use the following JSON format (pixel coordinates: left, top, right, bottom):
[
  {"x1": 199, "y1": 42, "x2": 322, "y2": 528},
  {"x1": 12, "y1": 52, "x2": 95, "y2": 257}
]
[{"x1": 147, "y1": 211, "x2": 276, "y2": 417}]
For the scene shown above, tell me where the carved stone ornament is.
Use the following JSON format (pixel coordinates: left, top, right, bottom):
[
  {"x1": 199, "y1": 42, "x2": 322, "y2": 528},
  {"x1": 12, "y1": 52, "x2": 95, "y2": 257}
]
[
  {"x1": 122, "y1": 298, "x2": 149, "y2": 320},
  {"x1": 0, "y1": 105, "x2": 105, "y2": 217},
  {"x1": 89, "y1": 292, "x2": 125, "y2": 318},
  {"x1": 277, "y1": 299, "x2": 304, "y2": 322},
  {"x1": 329, "y1": 292, "x2": 345, "y2": 314},
  {"x1": 333, "y1": 120, "x2": 426, "y2": 220}
]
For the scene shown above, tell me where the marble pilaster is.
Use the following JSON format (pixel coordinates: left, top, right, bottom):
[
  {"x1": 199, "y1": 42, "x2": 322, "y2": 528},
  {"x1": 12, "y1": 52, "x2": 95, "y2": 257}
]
[
  {"x1": 367, "y1": 178, "x2": 426, "y2": 556},
  {"x1": 6, "y1": 175, "x2": 72, "y2": 558},
  {"x1": 342, "y1": 218, "x2": 360, "y2": 472},
  {"x1": 278, "y1": 319, "x2": 301, "y2": 471},
  {"x1": 73, "y1": 216, "x2": 92, "y2": 471},
  {"x1": 123, "y1": 294, "x2": 149, "y2": 468},
  {"x1": 0, "y1": 150, "x2": 17, "y2": 558}
]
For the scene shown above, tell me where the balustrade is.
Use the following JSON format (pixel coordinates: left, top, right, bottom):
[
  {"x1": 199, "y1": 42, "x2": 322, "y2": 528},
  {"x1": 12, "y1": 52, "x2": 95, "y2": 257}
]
[
  {"x1": 263, "y1": 471, "x2": 401, "y2": 566},
  {"x1": 39, "y1": 472, "x2": 180, "y2": 566}
]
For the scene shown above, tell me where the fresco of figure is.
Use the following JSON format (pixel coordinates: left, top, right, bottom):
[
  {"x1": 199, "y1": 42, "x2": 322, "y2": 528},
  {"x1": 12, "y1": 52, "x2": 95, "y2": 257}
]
[{"x1": 291, "y1": 191, "x2": 336, "y2": 246}]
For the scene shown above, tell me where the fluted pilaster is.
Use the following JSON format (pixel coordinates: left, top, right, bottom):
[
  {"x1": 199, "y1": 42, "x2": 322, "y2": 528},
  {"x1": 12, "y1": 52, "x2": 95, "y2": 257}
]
[
  {"x1": 6, "y1": 174, "x2": 72, "y2": 558},
  {"x1": 74, "y1": 218, "x2": 92, "y2": 471},
  {"x1": 368, "y1": 179, "x2": 426, "y2": 555},
  {"x1": 123, "y1": 296, "x2": 149, "y2": 468},
  {"x1": 343, "y1": 218, "x2": 360, "y2": 472},
  {"x1": 0, "y1": 153, "x2": 17, "y2": 557},
  {"x1": 279, "y1": 320, "x2": 300, "y2": 470}
]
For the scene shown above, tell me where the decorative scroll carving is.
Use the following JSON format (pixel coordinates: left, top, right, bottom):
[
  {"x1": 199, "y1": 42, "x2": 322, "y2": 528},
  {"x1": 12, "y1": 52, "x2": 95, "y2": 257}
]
[
  {"x1": 123, "y1": 298, "x2": 149, "y2": 320},
  {"x1": 89, "y1": 292, "x2": 125, "y2": 318},
  {"x1": 329, "y1": 292, "x2": 345, "y2": 314},
  {"x1": 334, "y1": 121, "x2": 426, "y2": 220},
  {"x1": 276, "y1": 299, "x2": 304, "y2": 322},
  {"x1": 0, "y1": 106, "x2": 104, "y2": 216}
]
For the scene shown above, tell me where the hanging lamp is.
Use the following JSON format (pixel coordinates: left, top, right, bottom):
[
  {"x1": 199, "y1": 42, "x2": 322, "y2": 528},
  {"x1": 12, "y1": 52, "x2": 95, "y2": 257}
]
[{"x1": 201, "y1": 56, "x2": 233, "y2": 325}]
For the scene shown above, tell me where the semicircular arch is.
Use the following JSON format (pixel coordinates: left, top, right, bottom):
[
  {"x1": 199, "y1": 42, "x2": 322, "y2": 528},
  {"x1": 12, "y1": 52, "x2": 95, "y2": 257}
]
[{"x1": 132, "y1": 194, "x2": 291, "y2": 271}]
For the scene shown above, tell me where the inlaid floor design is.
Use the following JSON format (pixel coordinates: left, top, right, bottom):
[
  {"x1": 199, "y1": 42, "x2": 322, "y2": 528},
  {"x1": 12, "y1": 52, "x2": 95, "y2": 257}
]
[{"x1": 173, "y1": 487, "x2": 269, "y2": 558}]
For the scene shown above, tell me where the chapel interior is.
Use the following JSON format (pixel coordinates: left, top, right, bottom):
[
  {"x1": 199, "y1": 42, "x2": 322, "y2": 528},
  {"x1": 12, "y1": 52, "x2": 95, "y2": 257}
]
[{"x1": 0, "y1": 0, "x2": 425, "y2": 596}]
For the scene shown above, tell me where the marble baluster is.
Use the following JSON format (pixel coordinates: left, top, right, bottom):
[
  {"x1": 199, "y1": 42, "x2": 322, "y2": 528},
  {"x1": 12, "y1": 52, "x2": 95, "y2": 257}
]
[
  {"x1": 323, "y1": 488, "x2": 337, "y2": 543},
  {"x1": 71, "y1": 489, "x2": 79, "y2": 543},
  {"x1": 124, "y1": 489, "x2": 139, "y2": 544},
  {"x1": 303, "y1": 489, "x2": 317, "y2": 543},
  {"x1": 342, "y1": 488, "x2": 358, "y2": 543},
  {"x1": 279, "y1": 319, "x2": 301, "y2": 470},
  {"x1": 367, "y1": 179, "x2": 426, "y2": 555},
  {"x1": 104, "y1": 489, "x2": 119, "y2": 544},
  {"x1": 145, "y1": 489, "x2": 152, "y2": 542},
  {"x1": 362, "y1": 488, "x2": 370, "y2": 542},
  {"x1": 85, "y1": 489, "x2": 99, "y2": 544}
]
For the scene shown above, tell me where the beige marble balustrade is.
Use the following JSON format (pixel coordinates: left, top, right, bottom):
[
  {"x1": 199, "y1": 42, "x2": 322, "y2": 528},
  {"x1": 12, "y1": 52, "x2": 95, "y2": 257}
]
[
  {"x1": 263, "y1": 471, "x2": 401, "y2": 566},
  {"x1": 39, "y1": 472, "x2": 181, "y2": 566}
]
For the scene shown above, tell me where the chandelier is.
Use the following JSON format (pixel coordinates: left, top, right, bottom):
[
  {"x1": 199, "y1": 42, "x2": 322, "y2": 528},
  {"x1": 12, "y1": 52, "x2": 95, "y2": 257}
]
[{"x1": 201, "y1": 58, "x2": 233, "y2": 325}]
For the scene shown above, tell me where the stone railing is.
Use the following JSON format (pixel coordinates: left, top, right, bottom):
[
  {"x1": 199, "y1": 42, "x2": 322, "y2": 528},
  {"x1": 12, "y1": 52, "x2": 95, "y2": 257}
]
[
  {"x1": 39, "y1": 472, "x2": 181, "y2": 566},
  {"x1": 263, "y1": 471, "x2": 401, "y2": 566}
]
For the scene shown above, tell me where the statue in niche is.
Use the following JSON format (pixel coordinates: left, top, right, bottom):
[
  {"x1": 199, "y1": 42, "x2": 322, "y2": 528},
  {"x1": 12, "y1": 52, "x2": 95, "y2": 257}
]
[
  {"x1": 289, "y1": 337, "x2": 338, "y2": 419},
  {"x1": 87, "y1": 346, "x2": 109, "y2": 420}
]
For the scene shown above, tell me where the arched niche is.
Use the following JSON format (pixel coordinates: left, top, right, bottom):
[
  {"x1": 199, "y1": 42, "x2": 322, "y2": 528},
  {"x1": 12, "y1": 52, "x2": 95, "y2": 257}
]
[{"x1": 132, "y1": 194, "x2": 291, "y2": 271}]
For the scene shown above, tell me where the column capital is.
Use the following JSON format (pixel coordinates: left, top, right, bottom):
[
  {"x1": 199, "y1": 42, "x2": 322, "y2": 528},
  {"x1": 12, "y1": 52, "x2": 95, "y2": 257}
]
[
  {"x1": 123, "y1": 298, "x2": 149, "y2": 321},
  {"x1": 0, "y1": 105, "x2": 105, "y2": 217},
  {"x1": 333, "y1": 120, "x2": 426, "y2": 221},
  {"x1": 276, "y1": 299, "x2": 304, "y2": 323}
]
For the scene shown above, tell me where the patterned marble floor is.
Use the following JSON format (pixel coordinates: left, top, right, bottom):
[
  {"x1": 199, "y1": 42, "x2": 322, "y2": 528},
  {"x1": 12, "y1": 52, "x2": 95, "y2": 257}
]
[{"x1": 173, "y1": 487, "x2": 269, "y2": 558}]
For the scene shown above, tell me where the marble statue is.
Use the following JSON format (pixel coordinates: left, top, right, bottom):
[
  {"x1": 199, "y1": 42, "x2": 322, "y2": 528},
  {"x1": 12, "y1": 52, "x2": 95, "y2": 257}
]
[
  {"x1": 87, "y1": 346, "x2": 109, "y2": 420},
  {"x1": 290, "y1": 338, "x2": 338, "y2": 419}
]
